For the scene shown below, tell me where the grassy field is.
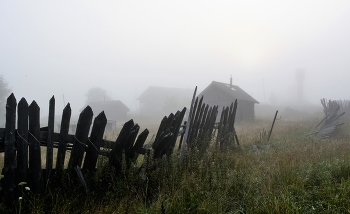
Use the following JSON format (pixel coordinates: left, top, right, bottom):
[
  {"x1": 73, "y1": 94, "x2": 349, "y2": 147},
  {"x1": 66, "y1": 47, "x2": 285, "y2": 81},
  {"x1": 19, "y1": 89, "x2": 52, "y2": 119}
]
[{"x1": 2, "y1": 116, "x2": 350, "y2": 213}]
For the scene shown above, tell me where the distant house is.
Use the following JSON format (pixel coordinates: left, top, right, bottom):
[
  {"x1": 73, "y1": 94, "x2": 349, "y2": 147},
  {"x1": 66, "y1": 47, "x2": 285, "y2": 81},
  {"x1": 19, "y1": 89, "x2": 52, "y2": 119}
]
[
  {"x1": 138, "y1": 86, "x2": 193, "y2": 116},
  {"x1": 85, "y1": 100, "x2": 130, "y2": 127},
  {"x1": 197, "y1": 79, "x2": 259, "y2": 122}
]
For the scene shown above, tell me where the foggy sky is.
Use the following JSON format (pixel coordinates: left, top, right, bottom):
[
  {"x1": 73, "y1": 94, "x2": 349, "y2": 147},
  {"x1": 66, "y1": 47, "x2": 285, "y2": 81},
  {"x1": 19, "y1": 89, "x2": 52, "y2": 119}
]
[{"x1": 1, "y1": 1, "x2": 350, "y2": 116}]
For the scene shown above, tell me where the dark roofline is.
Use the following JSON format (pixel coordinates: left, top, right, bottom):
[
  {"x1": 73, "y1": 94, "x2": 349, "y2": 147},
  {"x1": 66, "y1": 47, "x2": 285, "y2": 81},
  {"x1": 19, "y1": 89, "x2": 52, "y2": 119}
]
[
  {"x1": 199, "y1": 81, "x2": 259, "y2": 104},
  {"x1": 81, "y1": 100, "x2": 130, "y2": 112}
]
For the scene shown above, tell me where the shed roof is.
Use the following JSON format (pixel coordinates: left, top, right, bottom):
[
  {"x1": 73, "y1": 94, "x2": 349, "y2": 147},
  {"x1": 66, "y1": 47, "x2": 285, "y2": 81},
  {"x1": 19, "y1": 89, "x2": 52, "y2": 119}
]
[
  {"x1": 138, "y1": 86, "x2": 193, "y2": 102},
  {"x1": 198, "y1": 81, "x2": 259, "y2": 103},
  {"x1": 83, "y1": 100, "x2": 130, "y2": 114}
]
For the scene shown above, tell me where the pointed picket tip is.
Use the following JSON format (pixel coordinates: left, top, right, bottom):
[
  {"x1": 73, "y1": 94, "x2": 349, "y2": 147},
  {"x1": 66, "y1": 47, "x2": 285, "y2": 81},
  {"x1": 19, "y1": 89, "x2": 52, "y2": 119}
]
[
  {"x1": 7, "y1": 93, "x2": 15, "y2": 100},
  {"x1": 80, "y1": 105, "x2": 93, "y2": 117},
  {"x1": 95, "y1": 111, "x2": 107, "y2": 122},
  {"x1": 63, "y1": 103, "x2": 71, "y2": 112},
  {"x1": 29, "y1": 100, "x2": 40, "y2": 110},
  {"x1": 125, "y1": 119, "x2": 134, "y2": 126},
  {"x1": 19, "y1": 97, "x2": 28, "y2": 106},
  {"x1": 199, "y1": 95, "x2": 203, "y2": 102},
  {"x1": 49, "y1": 96, "x2": 55, "y2": 104},
  {"x1": 64, "y1": 103, "x2": 71, "y2": 110},
  {"x1": 6, "y1": 93, "x2": 16, "y2": 106}
]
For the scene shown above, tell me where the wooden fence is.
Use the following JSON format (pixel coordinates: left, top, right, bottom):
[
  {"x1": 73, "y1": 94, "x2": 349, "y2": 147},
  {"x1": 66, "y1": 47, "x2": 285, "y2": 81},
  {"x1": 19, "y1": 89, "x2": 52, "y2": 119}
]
[{"x1": 0, "y1": 92, "x2": 239, "y2": 204}]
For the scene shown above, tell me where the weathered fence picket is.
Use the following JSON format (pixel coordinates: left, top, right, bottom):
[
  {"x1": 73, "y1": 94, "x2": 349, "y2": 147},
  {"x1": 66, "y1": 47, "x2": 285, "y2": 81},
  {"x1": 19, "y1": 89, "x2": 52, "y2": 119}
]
[
  {"x1": 124, "y1": 124, "x2": 140, "y2": 168},
  {"x1": 109, "y1": 119, "x2": 135, "y2": 172},
  {"x1": 187, "y1": 96, "x2": 199, "y2": 145},
  {"x1": 128, "y1": 128, "x2": 149, "y2": 162},
  {"x1": 167, "y1": 108, "x2": 186, "y2": 156},
  {"x1": 56, "y1": 103, "x2": 71, "y2": 171},
  {"x1": 45, "y1": 96, "x2": 55, "y2": 183},
  {"x1": 3, "y1": 94, "x2": 16, "y2": 203},
  {"x1": 198, "y1": 104, "x2": 209, "y2": 138},
  {"x1": 68, "y1": 106, "x2": 93, "y2": 169},
  {"x1": 180, "y1": 86, "x2": 197, "y2": 160},
  {"x1": 28, "y1": 101, "x2": 42, "y2": 192},
  {"x1": 83, "y1": 111, "x2": 107, "y2": 171},
  {"x1": 17, "y1": 98, "x2": 28, "y2": 184}
]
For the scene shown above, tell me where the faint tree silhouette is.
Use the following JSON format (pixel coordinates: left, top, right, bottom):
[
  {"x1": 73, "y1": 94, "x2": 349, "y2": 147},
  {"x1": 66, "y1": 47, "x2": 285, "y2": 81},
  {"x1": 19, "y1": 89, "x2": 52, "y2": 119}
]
[
  {"x1": 0, "y1": 74, "x2": 11, "y2": 124},
  {"x1": 85, "y1": 87, "x2": 111, "y2": 104}
]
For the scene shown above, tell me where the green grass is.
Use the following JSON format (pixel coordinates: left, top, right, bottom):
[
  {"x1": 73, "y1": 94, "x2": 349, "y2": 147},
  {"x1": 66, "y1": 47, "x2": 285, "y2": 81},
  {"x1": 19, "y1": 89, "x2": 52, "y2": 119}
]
[{"x1": 2, "y1": 117, "x2": 350, "y2": 213}]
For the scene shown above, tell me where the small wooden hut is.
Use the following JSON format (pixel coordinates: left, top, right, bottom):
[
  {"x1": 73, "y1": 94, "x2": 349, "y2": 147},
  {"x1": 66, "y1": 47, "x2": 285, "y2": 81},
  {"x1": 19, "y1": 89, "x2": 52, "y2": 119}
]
[
  {"x1": 137, "y1": 86, "x2": 193, "y2": 116},
  {"x1": 198, "y1": 79, "x2": 259, "y2": 122},
  {"x1": 85, "y1": 100, "x2": 129, "y2": 123}
]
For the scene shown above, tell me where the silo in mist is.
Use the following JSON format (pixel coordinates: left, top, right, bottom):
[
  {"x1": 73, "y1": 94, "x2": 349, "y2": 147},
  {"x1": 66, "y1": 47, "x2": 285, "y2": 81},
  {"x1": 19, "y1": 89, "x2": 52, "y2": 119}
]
[{"x1": 295, "y1": 68, "x2": 305, "y2": 102}]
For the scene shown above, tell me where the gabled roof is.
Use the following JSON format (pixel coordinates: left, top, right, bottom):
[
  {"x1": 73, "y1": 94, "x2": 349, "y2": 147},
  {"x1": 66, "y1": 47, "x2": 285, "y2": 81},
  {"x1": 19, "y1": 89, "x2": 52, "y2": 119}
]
[
  {"x1": 198, "y1": 81, "x2": 259, "y2": 103},
  {"x1": 83, "y1": 100, "x2": 130, "y2": 113},
  {"x1": 138, "y1": 86, "x2": 193, "y2": 102}
]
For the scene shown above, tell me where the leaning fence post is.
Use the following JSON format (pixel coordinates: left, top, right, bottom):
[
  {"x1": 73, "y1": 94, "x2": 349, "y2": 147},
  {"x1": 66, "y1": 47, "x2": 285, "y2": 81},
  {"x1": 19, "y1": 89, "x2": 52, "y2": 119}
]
[
  {"x1": 83, "y1": 111, "x2": 107, "y2": 171},
  {"x1": 109, "y1": 119, "x2": 134, "y2": 171},
  {"x1": 68, "y1": 106, "x2": 93, "y2": 169},
  {"x1": 180, "y1": 86, "x2": 197, "y2": 161},
  {"x1": 268, "y1": 110, "x2": 278, "y2": 141},
  {"x1": 56, "y1": 103, "x2": 71, "y2": 171}
]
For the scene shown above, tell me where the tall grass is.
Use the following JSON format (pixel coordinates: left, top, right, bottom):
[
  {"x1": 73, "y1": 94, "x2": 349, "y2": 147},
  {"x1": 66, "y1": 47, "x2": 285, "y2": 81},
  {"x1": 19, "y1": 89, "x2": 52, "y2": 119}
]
[{"x1": 2, "y1": 117, "x2": 350, "y2": 213}]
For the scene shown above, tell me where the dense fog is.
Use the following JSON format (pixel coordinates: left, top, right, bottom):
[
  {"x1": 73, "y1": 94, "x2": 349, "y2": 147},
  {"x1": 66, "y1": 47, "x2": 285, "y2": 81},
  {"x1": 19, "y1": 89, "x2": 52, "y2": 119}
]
[{"x1": 1, "y1": 1, "x2": 350, "y2": 120}]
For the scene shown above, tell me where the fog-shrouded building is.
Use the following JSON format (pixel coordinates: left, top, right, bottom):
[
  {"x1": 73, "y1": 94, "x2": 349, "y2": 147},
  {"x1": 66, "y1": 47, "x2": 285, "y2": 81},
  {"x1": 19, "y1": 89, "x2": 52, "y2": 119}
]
[
  {"x1": 83, "y1": 100, "x2": 130, "y2": 132},
  {"x1": 138, "y1": 86, "x2": 193, "y2": 116},
  {"x1": 198, "y1": 79, "x2": 259, "y2": 122}
]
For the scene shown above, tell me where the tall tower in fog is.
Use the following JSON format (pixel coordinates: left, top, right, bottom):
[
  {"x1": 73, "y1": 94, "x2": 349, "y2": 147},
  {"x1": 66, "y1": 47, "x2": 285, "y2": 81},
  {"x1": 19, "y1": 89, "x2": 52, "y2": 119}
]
[{"x1": 295, "y1": 68, "x2": 305, "y2": 102}]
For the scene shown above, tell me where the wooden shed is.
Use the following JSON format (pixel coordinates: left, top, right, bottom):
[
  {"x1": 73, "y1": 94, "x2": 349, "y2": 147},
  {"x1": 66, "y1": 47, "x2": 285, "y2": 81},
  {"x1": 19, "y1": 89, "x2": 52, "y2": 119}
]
[
  {"x1": 138, "y1": 86, "x2": 193, "y2": 116},
  {"x1": 85, "y1": 100, "x2": 130, "y2": 123},
  {"x1": 198, "y1": 80, "x2": 259, "y2": 122}
]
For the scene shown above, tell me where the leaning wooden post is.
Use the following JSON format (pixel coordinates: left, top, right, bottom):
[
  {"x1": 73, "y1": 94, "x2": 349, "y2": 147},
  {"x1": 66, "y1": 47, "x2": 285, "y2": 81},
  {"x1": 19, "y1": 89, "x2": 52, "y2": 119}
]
[
  {"x1": 17, "y1": 98, "x2": 29, "y2": 184},
  {"x1": 68, "y1": 106, "x2": 93, "y2": 169},
  {"x1": 186, "y1": 97, "x2": 197, "y2": 148},
  {"x1": 216, "y1": 106, "x2": 225, "y2": 148},
  {"x1": 56, "y1": 103, "x2": 71, "y2": 171},
  {"x1": 198, "y1": 104, "x2": 209, "y2": 138},
  {"x1": 83, "y1": 111, "x2": 107, "y2": 171},
  {"x1": 180, "y1": 86, "x2": 197, "y2": 162},
  {"x1": 109, "y1": 119, "x2": 134, "y2": 171},
  {"x1": 208, "y1": 105, "x2": 218, "y2": 139},
  {"x1": 268, "y1": 110, "x2": 278, "y2": 141},
  {"x1": 28, "y1": 101, "x2": 42, "y2": 192},
  {"x1": 178, "y1": 121, "x2": 187, "y2": 151},
  {"x1": 45, "y1": 96, "x2": 55, "y2": 183},
  {"x1": 188, "y1": 96, "x2": 203, "y2": 145},
  {"x1": 130, "y1": 129, "x2": 149, "y2": 162},
  {"x1": 168, "y1": 107, "x2": 186, "y2": 155},
  {"x1": 191, "y1": 100, "x2": 205, "y2": 144},
  {"x1": 3, "y1": 94, "x2": 17, "y2": 204}
]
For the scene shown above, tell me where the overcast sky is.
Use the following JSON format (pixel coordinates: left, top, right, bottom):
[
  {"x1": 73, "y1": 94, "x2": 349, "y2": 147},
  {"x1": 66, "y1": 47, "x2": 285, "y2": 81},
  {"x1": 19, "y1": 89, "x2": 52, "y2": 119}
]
[{"x1": 1, "y1": 1, "x2": 350, "y2": 116}]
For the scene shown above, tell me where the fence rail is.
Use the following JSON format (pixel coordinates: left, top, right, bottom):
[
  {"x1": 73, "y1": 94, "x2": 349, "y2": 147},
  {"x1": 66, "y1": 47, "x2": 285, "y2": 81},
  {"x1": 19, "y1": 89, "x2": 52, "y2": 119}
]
[{"x1": 0, "y1": 92, "x2": 239, "y2": 205}]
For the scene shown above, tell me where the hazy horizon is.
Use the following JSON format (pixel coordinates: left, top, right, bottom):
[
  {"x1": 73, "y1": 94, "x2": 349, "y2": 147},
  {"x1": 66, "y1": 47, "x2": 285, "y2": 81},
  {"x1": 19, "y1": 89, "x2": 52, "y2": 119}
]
[{"x1": 1, "y1": 1, "x2": 350, "y2": 117}]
